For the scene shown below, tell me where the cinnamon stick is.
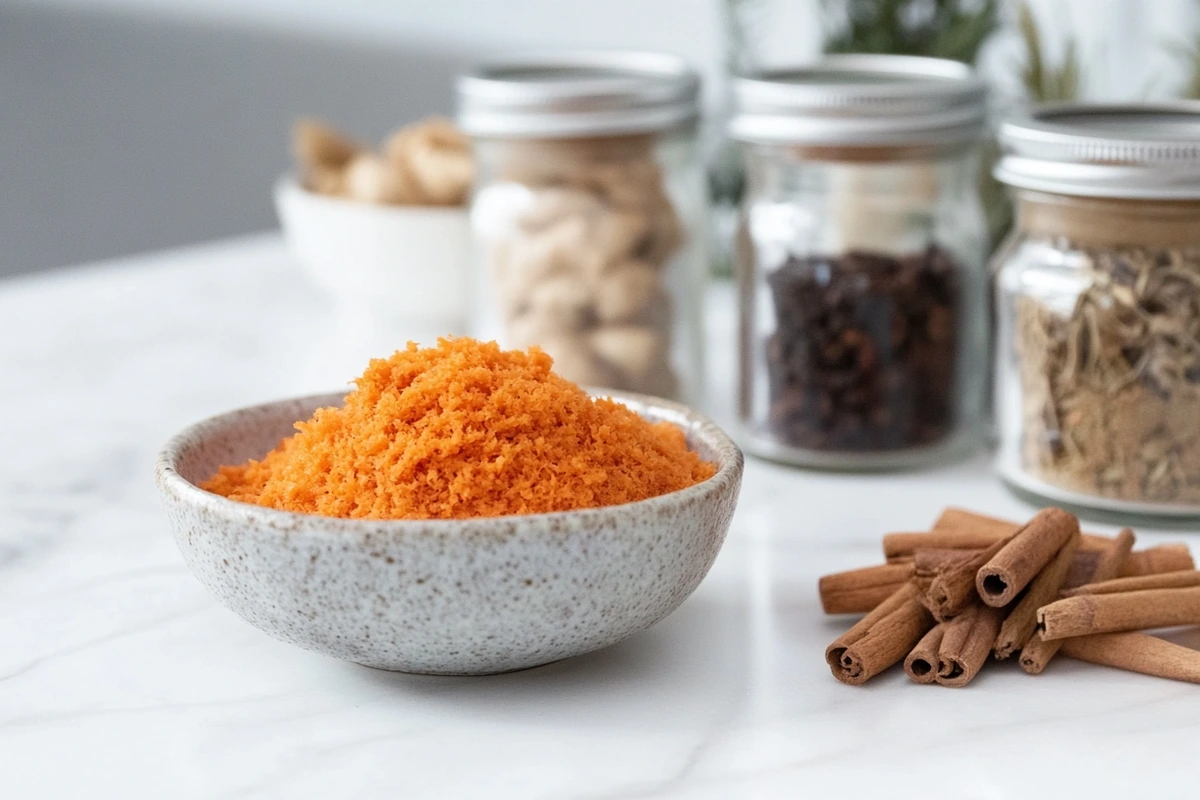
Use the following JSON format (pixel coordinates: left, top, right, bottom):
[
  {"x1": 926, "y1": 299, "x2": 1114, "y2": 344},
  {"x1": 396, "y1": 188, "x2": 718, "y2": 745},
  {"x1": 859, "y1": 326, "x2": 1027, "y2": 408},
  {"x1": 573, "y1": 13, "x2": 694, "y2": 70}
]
[
  {"x1": 1091, "y1": 528, "x2": 1138, "y2": 587},
  {"x1": 913, "y1": 548, "x2": 978, "y2": 570},
  {"x1": 907, "y1": 551, "x2": 964, "y2": 594},
  {"x1": 1062, "y1": 536, "x2": 1190, "y2": 590},
  {"x1": 1120, "y1": 544, "x2": 1195, "y2": 577},
  {"x1": 912, "y1": 548, "x2": 978, "y2": 593},
  {"x1": 1062, "y1": 570, "x2": 1200, "y2": 598},
  {"x1": 1060, "y1": 632, "x2": 1200, "y2": 684},
  {"x1": 976, "y1": 508, "x2": 1079, "y2": 607},
  {"x1": 905, "y1": 541, "x2": 1168, "y2": 587},
  {"x1": 819, "y1": 562, "x2": 913, "y2": 614},
  {"x1": 1065, "y1": 543, "x2": 1192, "y2": 581},
  {"x1": 994, "y1": 529, "x2": 1081, "y2": 659},
  {"x1": 1063, "y1": 550, "x2": 1101, "y2": 589},
  {"x1": 1038, "y1": 586, "x2": 1200, "y2": 641},
  {"x1": 935, "y1": 507, "x2": 1113, "y2": 553},
  {"x1": 885, "y1": 525, "x2": 1107, "y2": 560},
  {"x1": 896, "y1": 508, "x2": 1154, "y2": 564},
  {"x1": 936, "y1": 604, "x2": 1005, "y2": 688},
  {"x1": 824, "y1": 507, "x2": 1198, "y2": 687},
  {"x1": 826, "y1": 582, "x2": 934, "y2": 686},
  {"x1": 917, "y1": 538, "x2": 1011, "y2": 622},
  {"x1": 884, "y1": 531, "x2": 1000, "y2": 560},
  {"x1": 1020, "y1": 528, "x2": 1135, "y2": 674},
  {"x1": 904, "y1": 623, "x2": 946, "y2": 684},
  {"x1": 932, "y1": 507, "x2": 1019, "y2": 535}
]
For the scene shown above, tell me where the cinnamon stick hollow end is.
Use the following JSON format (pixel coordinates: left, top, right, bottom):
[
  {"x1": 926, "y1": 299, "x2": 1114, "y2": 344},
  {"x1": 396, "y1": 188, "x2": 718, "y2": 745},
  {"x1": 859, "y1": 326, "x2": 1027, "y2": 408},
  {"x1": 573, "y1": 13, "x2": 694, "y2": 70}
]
[
  {"x1": 994, "y1": 530, "x2": 1081, "y2": 660},
  {"x1": 936, "y1": 605, "x2": 1004, "y2": 688},
  {"x1": 920, "y1": 537, "x2": 1010, "y2": 622},
  {"x1": 1019, "y1": 636, "x2": 1057, "y2": 675},
  {"x1": 976, "y1": 507, "x2": 1079, "y2": 607},
  {"x1": 826, "y1": 583, "x2": 934, "y2": 686},
  {"x1": 904, "y1": 623, "x2": 946, "y2": 685},
  {"x1": 1038, "y1": 586, "x2": 1200, "y2": 641}
]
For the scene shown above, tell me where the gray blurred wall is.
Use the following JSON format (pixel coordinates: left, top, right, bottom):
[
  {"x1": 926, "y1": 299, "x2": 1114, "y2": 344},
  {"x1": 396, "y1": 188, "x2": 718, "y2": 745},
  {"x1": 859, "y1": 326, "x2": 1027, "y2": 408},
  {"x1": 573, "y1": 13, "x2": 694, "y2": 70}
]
[
  {"x1": 0, "y1": 3, "x2": 470, "y2": 277},
  {"x1": 3, "y1": 0, "x2": 1188, "y2": 278}
]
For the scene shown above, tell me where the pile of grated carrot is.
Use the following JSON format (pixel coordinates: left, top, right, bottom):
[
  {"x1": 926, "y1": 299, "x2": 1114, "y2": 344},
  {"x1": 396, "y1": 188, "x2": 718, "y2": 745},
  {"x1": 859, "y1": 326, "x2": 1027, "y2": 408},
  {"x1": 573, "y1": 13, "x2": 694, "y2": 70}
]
[{"x1": 202, "y1": 338, "x2": 716, "y2": 519}]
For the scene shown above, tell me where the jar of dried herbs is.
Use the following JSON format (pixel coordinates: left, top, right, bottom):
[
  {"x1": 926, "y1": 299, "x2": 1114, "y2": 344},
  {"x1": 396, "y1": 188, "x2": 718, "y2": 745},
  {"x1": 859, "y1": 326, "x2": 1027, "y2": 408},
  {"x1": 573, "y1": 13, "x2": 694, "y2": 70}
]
[
  {"x1": 456, "y1": 53, "x2": 706, "y2": 402},
  {"x1": 730, "y1": 55, "x2": 989, "y2": 468},
  {"x1": 993, "y1": 104, "x2": 1200, "y2": 515}
]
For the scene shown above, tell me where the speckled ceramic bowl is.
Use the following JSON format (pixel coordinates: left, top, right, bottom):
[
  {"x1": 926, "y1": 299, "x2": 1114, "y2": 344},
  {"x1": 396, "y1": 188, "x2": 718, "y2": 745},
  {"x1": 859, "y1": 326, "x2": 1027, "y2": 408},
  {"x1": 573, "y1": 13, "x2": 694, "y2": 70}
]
[{"x1": 156, "y1": 391, "x2": 742, "y2": 675}]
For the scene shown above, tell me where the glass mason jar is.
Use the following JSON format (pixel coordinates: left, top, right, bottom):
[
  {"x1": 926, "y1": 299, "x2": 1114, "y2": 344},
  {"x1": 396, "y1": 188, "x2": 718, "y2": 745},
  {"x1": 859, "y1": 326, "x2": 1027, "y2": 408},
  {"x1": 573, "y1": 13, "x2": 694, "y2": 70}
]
[
  {"x1": 993, "y1": 104, "x2": 1200, "y2": 516},
  {"x1": 730, "y1": 56, "x2": 989, "y2": 468},
  {"x1": 456, "y1": 53, "x2": 707, "y2": 402}
]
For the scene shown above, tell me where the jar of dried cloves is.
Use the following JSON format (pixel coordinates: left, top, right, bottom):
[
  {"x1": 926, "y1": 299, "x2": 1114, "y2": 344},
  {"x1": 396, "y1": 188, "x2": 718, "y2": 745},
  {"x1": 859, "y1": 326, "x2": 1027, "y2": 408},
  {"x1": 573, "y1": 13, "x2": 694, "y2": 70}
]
[
  {"x1": 731, "y1": 56, "x2": 989, "y2": 468},
  {"x1": 456, "y1": 53, "x2": 706, "y2": 401},
  {"x1": 993, "y1": 104, "x2": 1200, "y2": 516}
]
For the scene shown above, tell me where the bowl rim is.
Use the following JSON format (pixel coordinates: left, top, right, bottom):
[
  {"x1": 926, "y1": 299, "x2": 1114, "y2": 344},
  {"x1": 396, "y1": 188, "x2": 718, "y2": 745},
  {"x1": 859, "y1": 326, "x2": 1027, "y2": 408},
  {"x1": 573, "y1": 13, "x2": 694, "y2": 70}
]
[
  {"x1": 274, "y1": 174, "x2": 470, "y2": 219},
  {"x1": 156, "y1": 388, "x2": 744, "y2": 534}
]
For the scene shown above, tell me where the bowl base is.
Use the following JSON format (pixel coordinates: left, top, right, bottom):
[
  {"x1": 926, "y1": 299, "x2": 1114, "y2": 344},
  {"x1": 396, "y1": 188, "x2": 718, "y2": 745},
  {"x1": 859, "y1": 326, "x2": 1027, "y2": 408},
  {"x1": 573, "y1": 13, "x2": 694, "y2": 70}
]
[{"x1": 352, "y1": 658, "x2": 565, "y2": 677}]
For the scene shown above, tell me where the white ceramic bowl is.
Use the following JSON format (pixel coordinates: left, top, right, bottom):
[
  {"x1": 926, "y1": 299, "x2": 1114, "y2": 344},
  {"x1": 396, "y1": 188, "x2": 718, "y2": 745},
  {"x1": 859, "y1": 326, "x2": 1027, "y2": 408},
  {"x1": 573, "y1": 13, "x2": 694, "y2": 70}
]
[
  {"x1": 274, "y1": 177, "x2": 472, "y2": 336},
  {"x1": 156, "y1": 391, "x2": 743, "y2": 675}
]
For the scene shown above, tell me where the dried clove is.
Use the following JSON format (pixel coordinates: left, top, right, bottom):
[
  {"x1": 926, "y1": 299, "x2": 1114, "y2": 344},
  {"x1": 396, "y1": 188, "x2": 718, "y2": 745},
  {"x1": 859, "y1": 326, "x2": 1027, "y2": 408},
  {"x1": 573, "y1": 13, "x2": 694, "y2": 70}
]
[{"x1": 764, "y1": 246, "x2": 961, "y2": 452}]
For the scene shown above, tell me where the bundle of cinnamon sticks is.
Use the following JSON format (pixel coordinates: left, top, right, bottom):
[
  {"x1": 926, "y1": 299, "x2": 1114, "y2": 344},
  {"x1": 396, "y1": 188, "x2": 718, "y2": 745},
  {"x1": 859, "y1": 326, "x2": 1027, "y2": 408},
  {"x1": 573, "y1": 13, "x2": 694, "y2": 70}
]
[{"x1": 822, "y1": 507, "x2": 1200, "y2": 687}]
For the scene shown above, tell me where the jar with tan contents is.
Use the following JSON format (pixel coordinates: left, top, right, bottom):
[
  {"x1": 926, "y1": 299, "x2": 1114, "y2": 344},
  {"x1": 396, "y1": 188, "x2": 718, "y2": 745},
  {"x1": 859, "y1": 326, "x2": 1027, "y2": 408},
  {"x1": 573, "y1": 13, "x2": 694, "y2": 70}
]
[
  {"x1": 457, "y1": 53, "x2": 705, "y2": 401},
  {"x1": 993, "y1": 104, "x2": 1200, "y2": 516}
]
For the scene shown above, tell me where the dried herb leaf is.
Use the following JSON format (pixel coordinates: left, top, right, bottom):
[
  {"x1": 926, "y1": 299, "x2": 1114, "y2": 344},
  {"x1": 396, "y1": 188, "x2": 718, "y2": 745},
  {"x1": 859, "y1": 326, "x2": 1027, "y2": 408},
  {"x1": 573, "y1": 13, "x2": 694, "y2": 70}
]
[{"x1": 1016, "y1": 243, "x2": 1200, "y2": 504}]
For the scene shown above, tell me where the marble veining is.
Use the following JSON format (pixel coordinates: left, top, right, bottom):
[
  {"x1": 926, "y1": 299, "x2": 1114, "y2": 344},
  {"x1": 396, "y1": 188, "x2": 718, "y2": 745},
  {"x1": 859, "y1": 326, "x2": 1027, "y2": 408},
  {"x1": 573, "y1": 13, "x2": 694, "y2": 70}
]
[{"x1": 2, "y1": 234, "x2": 1199, "y2": 799}]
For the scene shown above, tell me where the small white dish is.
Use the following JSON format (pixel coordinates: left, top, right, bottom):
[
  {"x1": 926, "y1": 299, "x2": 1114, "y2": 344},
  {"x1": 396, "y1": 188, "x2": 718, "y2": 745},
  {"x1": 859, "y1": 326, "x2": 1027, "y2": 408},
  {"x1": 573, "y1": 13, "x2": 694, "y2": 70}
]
[
  {"x1": 156, "y1": 390, "x2": 743, "y2": 675},
  {"x1": 274, "y1": 176, "x2": 473, "y2": 343}
]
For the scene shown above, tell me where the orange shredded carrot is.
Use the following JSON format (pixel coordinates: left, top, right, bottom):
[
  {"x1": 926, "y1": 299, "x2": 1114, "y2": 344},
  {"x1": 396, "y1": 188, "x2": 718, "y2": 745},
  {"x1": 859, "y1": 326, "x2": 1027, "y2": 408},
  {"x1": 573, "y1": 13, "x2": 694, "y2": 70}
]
[{"x1": 202, "y1": 338, "x2": 715, "y2": 519}]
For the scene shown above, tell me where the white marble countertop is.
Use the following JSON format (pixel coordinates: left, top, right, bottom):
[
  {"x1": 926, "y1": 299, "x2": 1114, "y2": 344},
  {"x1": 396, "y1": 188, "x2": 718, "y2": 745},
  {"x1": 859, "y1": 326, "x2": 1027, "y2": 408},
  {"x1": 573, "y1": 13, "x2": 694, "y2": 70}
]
[{"x1": 3, "y1": 234, "x2": 1199, "y2": 799}]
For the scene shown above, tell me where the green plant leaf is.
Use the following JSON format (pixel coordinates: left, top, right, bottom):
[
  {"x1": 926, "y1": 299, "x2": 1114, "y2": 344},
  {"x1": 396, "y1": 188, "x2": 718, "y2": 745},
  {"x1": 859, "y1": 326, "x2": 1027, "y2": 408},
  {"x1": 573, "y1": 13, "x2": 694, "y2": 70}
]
[
  {"x1": 1017, "y1": 1, "x2": 1082, "y2": 102},
  {"x1": 819, "y1": 0, "x2": 999, "y2": 63}
]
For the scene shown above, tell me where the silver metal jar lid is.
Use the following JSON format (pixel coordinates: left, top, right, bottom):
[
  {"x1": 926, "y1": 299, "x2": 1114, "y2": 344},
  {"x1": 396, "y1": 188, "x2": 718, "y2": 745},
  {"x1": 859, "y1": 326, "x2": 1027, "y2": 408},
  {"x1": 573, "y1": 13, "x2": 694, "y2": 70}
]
[
  {"x1": 729, "y1": 54, "x2": 987, "y2": 147},
  {"x1": 995, "y1": 103, "x2": 1200, "y2": 199},
  {"x1": 456, "y1": 51, "x2": 700, "y2": 138}
]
